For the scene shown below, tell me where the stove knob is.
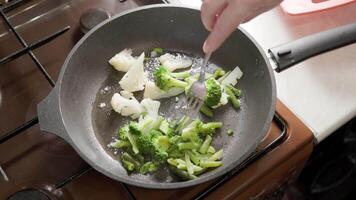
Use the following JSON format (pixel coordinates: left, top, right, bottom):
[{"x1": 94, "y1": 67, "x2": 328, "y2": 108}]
[{"x1": 80, "y1": 8, "x2": 110, "y2": 34}]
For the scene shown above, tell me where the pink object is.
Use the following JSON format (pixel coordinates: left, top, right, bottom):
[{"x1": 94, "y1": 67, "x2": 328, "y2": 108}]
[{"x1": 280, "y1": 0, "x2": 356, "y2": 15}]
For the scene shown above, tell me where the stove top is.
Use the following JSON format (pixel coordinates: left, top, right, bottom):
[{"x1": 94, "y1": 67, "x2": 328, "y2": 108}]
[{"x1": 0, "y1": 1, "x2": 313, "y2": 199}]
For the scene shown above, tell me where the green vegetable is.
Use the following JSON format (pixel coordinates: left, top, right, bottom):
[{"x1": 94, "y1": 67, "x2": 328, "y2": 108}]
[
  {"x1": 213, "y1": 68, "x2": 226, "y2": 79},
  {"x1": 224, "y1": 86, "x2": 241, "y2": 109},
  {"x1": 127, "y1": 131, "x2": 139, "y2": 154},
  {"x1": 153, "y1": 48, "x2": 163, "y2": 54},
  {"x1": 226, "y1": 84, "x2": 242, "y2": 97},
  {"x1": 121, "y1": 152, "x2": 140, "y2": 172},
  {"x1": 169, "y1": 166, "x2": 198, "y2": 180},
  {"x1": 200, "y1": 161, "x2": 222, "y2": 168},
  {"x1": 227, "y1": 128, "x2": 234, "y2": 136},
  {"x1": 208, "y1": 149, "x2": 223, "y2": 161},
  {"x1": 153, "y1": 66, "x2": 188, "y2": 91},
  {"x1": 118, "y1": 124, "x2": 129, "y2": 140},
  {"x1": 111, "y1": 140, "x2": 131, "y2": 148},
  {"x1": 171, "y1": 70, "x2": 191, "y2": 79},
  {"x1": 157, "y1": 135, "x2": 170, "y2": 151},
  {"x1": 200, "y1": 122, "x2": 223, "y2": 135},
  {"x1": 181, "y1": 120, "x2": 202, "y2": 142},
  {"x1": 204, "y1": 78, "x2": 222, "y2": 107},
  {"x1": 178, "y1": 142, "x2": 200, "y2": 150},
  {"x1": 199, "y1": 135, "x2": 212, "y2": 154},
  {"x1": 217, "y1": 71, "x2": 231, "y2": 83},
  {"x1": 207, "y1": 146, "x2": 216, "y2": 154},
  {"x1": 137, "y1": 130, "x2": 168, "y2": 162},
  {"x1": 152, "y1": 116, "x2": 164, "y2": 130},
  {"x1": 186, "y1": 150, "x2": 200, "y2": 165},
  {"x1": 113, "y1": 110, "x2": 226, "y2": 179},
  {"x1": 139, "y1": 162, "x2": 158, "y2": 174},
  {"x1": 200, "y1": 104, "x2": 213, "y2": 118},
  {"x1": 122, "y1": 160, "x2": 135, "y2": 171},
  {"x1": 159, "y1": 119, "x2": 172, "y2": 136}
]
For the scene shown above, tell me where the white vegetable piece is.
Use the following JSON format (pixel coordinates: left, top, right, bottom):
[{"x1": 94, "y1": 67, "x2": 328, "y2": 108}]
[
  {"x1": 141, "y1": 98, "x2": 161, "y2": 120},
  {"x1": 109, "y1": 49, "x2": 137, "y2": 72},
  {"x1": 221, "y1": 66, "x2": 243, "y2": 86},
  {"x1": 143, "y1": 80, "x2": 184, "y2": 100},
  {"x1": 110, "y1": 91, "x2": 144, "y2": 119},
  {"x1": 159, "y1": 53, "x2": 192, "y2": 72},
  {"x1": 119, "y1": 52, "x2": 147, "y2": 92}
]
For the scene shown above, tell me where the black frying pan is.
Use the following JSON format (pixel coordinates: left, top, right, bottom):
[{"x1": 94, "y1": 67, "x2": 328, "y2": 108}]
[{"x1": 37, "y1": 4, "x2": 356, "y2": 189}]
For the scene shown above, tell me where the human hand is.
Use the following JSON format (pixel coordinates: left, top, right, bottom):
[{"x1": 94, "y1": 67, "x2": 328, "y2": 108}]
[{"x1": 201, "y1": 0, "x2": 282, "y2": 53}]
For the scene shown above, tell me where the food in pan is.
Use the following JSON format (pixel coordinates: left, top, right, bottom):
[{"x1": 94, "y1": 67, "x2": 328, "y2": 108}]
[{"x1": 108, "y1": 48, "x2": 243, "y2": 179}]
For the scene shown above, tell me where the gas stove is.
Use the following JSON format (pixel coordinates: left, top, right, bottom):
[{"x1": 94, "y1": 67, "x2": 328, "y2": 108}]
[{"x1": 0, "y1": 1, "x2": 314, "y2": 199}]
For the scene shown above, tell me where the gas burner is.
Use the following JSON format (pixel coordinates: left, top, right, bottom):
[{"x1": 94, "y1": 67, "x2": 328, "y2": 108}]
[
  {"x1": 7, "y1": 189, "x2": 51, "y2": 200},
  {"x1": 79, "y1": 8, "x2": 110, "y2": 34}
]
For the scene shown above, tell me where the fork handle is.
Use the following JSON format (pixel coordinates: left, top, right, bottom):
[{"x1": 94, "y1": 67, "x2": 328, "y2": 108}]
[{"x1": 199, "y1": 52, "x2": 212, "y2": 83}]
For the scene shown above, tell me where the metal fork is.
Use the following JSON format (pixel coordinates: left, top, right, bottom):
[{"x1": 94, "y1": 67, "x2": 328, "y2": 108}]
[{"x1": 185, "y1": 52, "x2": 212, "y2": 118}]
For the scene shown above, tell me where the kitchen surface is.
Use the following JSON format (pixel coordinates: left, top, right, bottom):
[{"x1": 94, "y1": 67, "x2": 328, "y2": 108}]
[
  {"x1": 170, "y1": 0, "x2": 356, "y2": 143},
  {"x1": 0, "y1": 0, "x2": 355, "y2": 199}
]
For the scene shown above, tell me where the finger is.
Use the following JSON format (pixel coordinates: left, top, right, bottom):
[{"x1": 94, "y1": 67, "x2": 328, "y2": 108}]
[
  {"x1": 203, "y1": 2, "x2": 249, "y2": 53},
  {"x1": 201, "y1": 0, "x2": 228, "y2": 31}
]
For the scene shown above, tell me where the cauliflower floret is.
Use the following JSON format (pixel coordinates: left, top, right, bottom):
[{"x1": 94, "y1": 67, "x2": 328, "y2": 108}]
[
  {"x1": 119, "y1": 52, "x2": 147, "y2": 92},
  {"x1": 221, "y1": 66, "x2": 243, "y2": 86},
  {"x1": 143, "y1": 80, "x2": 184, "y2": 100},
  {"x1": 110, "y1": 91, "x2": 144, "y2": 119},
  {"x1": 141, "y1": 98, "x2": 160, "y2": 120},
  {"x1": 109, "y1": 49, "x2": 137, "y2": 72},
  {"x1": 159, "y1": 53, "x2": 192, "y2": 72}
]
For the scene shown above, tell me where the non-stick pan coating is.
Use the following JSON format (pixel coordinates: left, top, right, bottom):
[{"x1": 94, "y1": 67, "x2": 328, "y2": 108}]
[{"x1": 56, "y1": 5, "x2": 276, "y2": 188}]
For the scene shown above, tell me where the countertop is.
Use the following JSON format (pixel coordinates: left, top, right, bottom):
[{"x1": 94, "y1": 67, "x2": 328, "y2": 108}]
[{"x1": 167, "y1": 0, "x2": 356, "y2": 143}]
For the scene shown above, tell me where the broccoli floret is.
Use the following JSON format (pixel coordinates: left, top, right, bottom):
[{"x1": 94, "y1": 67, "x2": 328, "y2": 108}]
[
  {"x1": 153, "y1": 66, "x2": 188, "y2": 91},
  {"x1": 118, "y1": 124, "x2": 129, "y2": 140},
  {"x1": 213, "y1": 68, "x2": 226, "y2": 79},
  {"x1": 205, "y1": 78, "x2": 222, "y2": 107},
  {"x1": 199, "y1": 122, "x2": 223, "y2": 135},
  {"x1": 137, "y1": 130, "x2": 169, "y2": 163},
  {"x1": 128, "y1": 122, "x2": 141, "y2": 135}
]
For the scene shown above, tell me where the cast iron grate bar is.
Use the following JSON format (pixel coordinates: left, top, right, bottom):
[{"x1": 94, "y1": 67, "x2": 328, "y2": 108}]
[
  {"x1": 0, "y1": 9, "x2": 55, "y2": 86},
  {"x1": 54, "y1": 165, "x2": 92, "y2": 189},
  {"x1": 0, "y1": 117, "x2": 38, "y2": 144},
  {"x1": 193, "y1": 113, "x2": 288, "y2": 200},
  {"x1": 121, "y1": 183, "x2": 137, "y2": 200},
  {"x1": 0, "y1": 1, "x2": 70, "y2": 143},
  {"x1": 0, "y1": 26, "x2": 70, "y2": 65},
  {"x1": 0, "y1": 0, "x2": 31, "y2": 12}
]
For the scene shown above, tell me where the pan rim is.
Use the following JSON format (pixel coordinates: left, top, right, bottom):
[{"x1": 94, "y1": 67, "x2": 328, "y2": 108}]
[{"x1": 57, "y1": 4, "x2": 276, "y2": 189}]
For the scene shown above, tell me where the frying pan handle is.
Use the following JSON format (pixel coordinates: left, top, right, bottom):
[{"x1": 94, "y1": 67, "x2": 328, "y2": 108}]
[
  {"x1": 37, "y1": 86, "x2": 72, "y2": 144},
  {"x1": 268, "y1": 23, "x2": 356, "y2": 72}
]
